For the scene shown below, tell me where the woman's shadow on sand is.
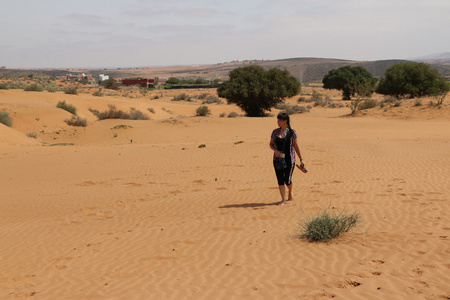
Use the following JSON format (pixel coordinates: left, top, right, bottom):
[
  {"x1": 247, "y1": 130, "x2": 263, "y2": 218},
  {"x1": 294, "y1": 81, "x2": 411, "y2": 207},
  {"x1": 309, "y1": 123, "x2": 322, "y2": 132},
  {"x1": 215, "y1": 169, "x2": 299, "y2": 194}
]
[{"x1": 219, "y1": 202, "x2": 279, "y2": 209}]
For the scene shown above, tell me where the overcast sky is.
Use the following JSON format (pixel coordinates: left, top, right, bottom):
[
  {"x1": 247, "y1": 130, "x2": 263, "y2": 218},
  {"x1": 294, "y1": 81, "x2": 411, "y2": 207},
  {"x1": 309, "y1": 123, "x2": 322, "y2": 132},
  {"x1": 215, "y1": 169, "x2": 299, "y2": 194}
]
[{"x1": 1, "y1": 0, "x2": 449, "y2": 68}]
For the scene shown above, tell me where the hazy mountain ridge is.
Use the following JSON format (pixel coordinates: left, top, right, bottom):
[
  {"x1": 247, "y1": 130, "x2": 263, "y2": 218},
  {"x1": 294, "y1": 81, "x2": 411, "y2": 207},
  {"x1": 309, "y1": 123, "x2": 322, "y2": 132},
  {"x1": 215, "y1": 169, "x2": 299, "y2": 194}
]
[
  {"x1": 2, "y1": 56, "x2": 449, "y2": 83},
  {"x1": 409, "y1": 52, "x2": 450, "y2": 61}
]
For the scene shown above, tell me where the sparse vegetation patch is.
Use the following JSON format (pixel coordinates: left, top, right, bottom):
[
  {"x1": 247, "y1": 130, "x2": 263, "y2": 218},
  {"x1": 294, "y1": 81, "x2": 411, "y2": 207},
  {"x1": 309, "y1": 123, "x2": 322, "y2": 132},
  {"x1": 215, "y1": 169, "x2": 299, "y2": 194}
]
[
  {"x1": 298, "y1": 207, "x2": 360, "y2": 242},
  {"x1": 92, "y1": 89, "x2": 103, "y2": 97},
  {"x1": 358, "y1": 99, "x2": 377, "y2": 110},
  {"x1": 172, "y1": 93, "x2": 192, "y2": 101},
  {"x1": 89, "y1": 105, "x2": 149, "y2": 120},
  {"x1": 65, "y1": 116, "x2": 87, "y2": 127},
  {"x1": 202, "y1": 95, "x2": 222, "y2": 104},
  {"x1": 24, "y1": 83, "x2": 44, "y2": 92},
  {"x1": 275, "y1": 103, "x2": 310, "y2": 114},
  {"x1": 196, "y1": 105, "x2": 211, "y2": 116},
  {"x1": 64, "y1": 87, "x2": 78, "y2": 95}
]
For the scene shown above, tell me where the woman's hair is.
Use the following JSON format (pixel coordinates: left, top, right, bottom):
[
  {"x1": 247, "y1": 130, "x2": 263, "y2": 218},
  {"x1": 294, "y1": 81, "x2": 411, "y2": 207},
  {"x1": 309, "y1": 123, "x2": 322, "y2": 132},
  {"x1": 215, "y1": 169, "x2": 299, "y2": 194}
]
[{"x1": 277, "y1": 112, "x2": 293, "y2": 137}]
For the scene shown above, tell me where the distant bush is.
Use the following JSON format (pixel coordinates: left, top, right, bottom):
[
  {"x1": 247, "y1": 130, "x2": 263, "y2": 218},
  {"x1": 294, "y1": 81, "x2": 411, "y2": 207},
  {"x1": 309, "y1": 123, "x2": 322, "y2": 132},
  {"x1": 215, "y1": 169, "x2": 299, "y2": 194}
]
[
  {"x1": 89, "y1": 104, "x2": 149, "y2": 120},
  {"x1": 219, "y1": 112, "x2": 227, "y2": 117},
  {"x1": 147, "y1": 108, "x2": 155, "y2": 114},
  {"x1": 289, "y1": 105, "x2": 309, "y2": 114},
  {"x1": 129, "y1": 107, "x2": 149, "y2": 120},
  {"x1": 56, "y1": 100, "x2": 77, "y2": 115},
  {"x1": 414, "y1": 99, "x2": 423, "y2": 107},
  {"x1": 383, "y1": 96, "x2": 398, "y2": 103},
  {"x1": 26, "y1": 132, "x2": 37, "y2": 139},
  {"x1": 7, "y1": 80, "x2": 26, "y2": 89},
  {"x1": 327, "y1": 102, "x2": 344, "y2": 108},
  {"x1": 311, "y1": 90, "x2": 323, "y2": 102},
  {"x1": 276, "y1": 103, "x2": 310, "y2": 114},
  {"x1": 0, "y1": 111, "x2": 13, "y2": 127},
  {"x1": 358, "y1": 99, "x2": 377, "y2": 110},
  {"x1": 393, "y1": 100, "x2": 402, "y2": 107},
  {"x1": 202, "y1": 95, "x2": 222, "y2": 104},
  {"x1": 24, "y1": 83, "x2": 44, "y2": 92},
  {"x1": 65, "y1": 116, "x2": 87, "y2": 127},
  {"x1": 92, "y1": 89, "x2": 103, "y2": 97},
  {"x1": 198, "y1": 93, "x2": 209, "y2": 100},
  {"x1": 0, "y1": 83, "x2": 9, "y2": 90},
  {"x1": 140, "y1": 87, "x2": 150, "y2": 96},
  {"x1": 102, "y1": 78, "x2": 119, "y2": 90},
  {"x1": 298, "y1": 207, "x2": 360, "y2": 242},
  {"x1": 172, "y1": 93, "x2": 192, "y2": 101},
  {"x1": 228, "y1": 112, "x2": 240, "y2": 118},
  {"x1": 46, "y1": 86, "x2": 59, "y2": 93},
  {"x1": 196, "y1": 105, "x2": 211, "y2": 116},
  {"x1": 64, "y1": 87, "x2": 78, "y2": 95}
]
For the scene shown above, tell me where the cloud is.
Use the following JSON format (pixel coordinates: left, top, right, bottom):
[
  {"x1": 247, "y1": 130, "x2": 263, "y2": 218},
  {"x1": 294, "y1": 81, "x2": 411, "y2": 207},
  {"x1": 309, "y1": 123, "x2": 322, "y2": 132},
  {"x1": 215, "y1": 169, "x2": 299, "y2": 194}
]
[
  {"x1": 1, "y1": 0, "x2": 448, "y2": 67},
  {"x1": 124, "y1": 7, "x2": 225, "y2": 19}
]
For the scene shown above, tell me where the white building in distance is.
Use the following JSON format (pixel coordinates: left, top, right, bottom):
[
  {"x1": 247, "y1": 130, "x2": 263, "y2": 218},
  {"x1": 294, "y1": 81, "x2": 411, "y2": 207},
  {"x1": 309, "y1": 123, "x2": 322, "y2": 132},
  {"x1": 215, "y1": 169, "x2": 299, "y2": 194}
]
[{"x1": 99, "y1": 74, "x2": 109, "y2": 81}]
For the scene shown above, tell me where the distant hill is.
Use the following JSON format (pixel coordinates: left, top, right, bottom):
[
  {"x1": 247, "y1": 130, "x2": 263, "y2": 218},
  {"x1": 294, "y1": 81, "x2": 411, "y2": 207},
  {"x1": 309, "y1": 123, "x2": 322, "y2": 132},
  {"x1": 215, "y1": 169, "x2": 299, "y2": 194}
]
[
  {"x1": 2, "y1": 56, "x2": 449, "y2": 83},
  {"x1": 263, "y1": 58, "x2": 410, "y2": 83},
  {"x1": 409, "y1": 52, "x2": 450, "y2": 61}
]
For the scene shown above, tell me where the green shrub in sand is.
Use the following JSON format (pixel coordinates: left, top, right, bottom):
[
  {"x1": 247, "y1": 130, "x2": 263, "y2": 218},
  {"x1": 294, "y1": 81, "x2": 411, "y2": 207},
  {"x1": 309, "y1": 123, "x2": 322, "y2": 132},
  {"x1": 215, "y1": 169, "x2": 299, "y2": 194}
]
[{"x1": 298, "y1": 207, "x2": 360, "y2": 242}]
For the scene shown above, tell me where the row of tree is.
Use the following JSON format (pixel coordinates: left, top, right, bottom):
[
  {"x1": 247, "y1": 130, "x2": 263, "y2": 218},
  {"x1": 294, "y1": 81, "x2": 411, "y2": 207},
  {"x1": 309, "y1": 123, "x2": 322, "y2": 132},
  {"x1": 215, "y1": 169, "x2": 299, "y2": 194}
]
[
  {"x1": 166, "y1": 77, "x2": 220, "y2": 85},
  {"x1": 217, "y1": 62, "x2": 449, "y2": 116},
  {"x1": 322, "y1": 62, "x2": 449, "y2": 102}
]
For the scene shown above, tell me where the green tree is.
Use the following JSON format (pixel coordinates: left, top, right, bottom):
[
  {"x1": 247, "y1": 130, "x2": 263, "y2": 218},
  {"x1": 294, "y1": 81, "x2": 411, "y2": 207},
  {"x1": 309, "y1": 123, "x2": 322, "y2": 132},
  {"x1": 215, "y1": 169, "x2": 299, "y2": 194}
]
[
  {"x1": 322, "y1": 66, "x2": 377, "y2": 100},
  {"x1": 166, "y1": 77, "x2": 181, "y2": 85},
  {"x1": 102, "y1": 78, "x2": 119, "y2": 90},
  {"x1": 376, "y1": 62, "x2": 449, "y2": 100},
  {"x1": 217, "y1": 65, "x2": 300, "y2": 117},
  {"x1": 195, "y1": 78, "x2": 209, "y2": 84}
]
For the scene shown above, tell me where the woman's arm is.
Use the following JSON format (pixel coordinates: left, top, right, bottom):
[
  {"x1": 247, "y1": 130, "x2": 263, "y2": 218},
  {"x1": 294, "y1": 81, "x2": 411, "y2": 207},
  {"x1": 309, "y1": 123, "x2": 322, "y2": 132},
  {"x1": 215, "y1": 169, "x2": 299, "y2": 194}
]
[{"x1": 293, "y1": 138, "x2": 304, "y2": 165}]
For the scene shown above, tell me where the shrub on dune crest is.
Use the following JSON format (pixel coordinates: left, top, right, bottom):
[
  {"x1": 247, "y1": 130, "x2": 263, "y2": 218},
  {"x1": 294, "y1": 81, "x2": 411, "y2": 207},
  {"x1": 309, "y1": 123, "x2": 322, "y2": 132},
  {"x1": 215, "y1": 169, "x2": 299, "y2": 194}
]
[
  {"x1": 65, "y1": 116, "x2": 87, "y2": 127},
  {"x1": 89, "y1": 104, "x2": 149, "y2": 120},
  {"x1": 0, "y1": 111, "x2": 13, "y2": 127},
  {"x1": 57, "y1": 100, "x2": 77, "y2": 115}
]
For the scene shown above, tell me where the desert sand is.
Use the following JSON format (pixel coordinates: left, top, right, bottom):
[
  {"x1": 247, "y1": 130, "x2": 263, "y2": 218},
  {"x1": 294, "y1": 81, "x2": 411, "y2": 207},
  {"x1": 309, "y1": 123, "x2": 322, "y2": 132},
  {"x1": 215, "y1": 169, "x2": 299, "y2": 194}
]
[{"x1": 1, "y1": 87, "x2": 449, "y2": 299}]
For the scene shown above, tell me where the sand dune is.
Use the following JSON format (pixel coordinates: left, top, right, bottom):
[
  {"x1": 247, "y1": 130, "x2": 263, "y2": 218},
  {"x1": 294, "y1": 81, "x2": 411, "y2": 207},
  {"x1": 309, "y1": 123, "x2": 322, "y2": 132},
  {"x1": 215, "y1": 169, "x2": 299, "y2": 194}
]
[{"x1": 1, "y1": 88, "x2": 449, "y2": 299}]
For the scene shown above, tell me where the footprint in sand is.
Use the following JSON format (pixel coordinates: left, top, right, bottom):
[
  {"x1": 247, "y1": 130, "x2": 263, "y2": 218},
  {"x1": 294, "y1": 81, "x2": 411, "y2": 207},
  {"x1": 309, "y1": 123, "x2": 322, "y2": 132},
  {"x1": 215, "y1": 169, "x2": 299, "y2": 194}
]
[
  {"x1": 309, "y1": 292, "x2": 337, "y2": 299},
  {"x1": 11, "y1": 291, "x2": 37, "y2": 298},
  {"x1": 353, "y1": 271, "x2": 382, "y2": 278},
  {"x1": 368, "y1": 259, "x2": 385, "y2": 266},
  {"x1": 412, "y1": 268, "x2": 423, "y2": 276},
  {"x1": 336, "y1": 279, "x2": 361, "y2": 289}
]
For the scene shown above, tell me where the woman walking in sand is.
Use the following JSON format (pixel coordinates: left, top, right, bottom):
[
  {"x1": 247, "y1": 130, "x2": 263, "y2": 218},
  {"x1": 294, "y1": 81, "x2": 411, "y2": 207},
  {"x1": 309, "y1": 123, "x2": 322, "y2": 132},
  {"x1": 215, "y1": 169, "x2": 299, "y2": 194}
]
[{"x1": 270, "y1": 112, "x2": 305, "y2": 205}]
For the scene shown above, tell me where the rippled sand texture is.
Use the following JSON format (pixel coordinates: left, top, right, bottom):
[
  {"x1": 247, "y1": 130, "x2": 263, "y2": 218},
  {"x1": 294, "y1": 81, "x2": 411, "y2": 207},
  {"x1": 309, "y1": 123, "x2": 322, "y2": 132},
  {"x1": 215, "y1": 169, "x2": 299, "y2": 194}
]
[{"x1": 1, "y1": 88, "x2": 449, "y2": 299}]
